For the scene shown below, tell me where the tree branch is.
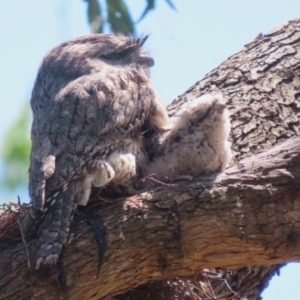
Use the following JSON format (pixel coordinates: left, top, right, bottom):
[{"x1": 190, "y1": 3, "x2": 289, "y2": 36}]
[{"x1": 1, "y1": 136, "x2": 300, "y2": 299}]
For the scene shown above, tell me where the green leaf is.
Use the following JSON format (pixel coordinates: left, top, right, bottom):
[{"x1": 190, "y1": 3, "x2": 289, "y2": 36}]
[
  {"x1": 106, "y1": 0, "x2": 135, "y2": 35},
  {"x1": 1, "y1": 104, "x2": 31, "y2": 191},
  {"x1": 137, "y1": 0, "x2": 155, "y2": 23},
  {"x1": 85, "y1": 0, "x2": 103, "y2": 33},
  {"x1": 137, "y1": 0, "x2": 176, "y2": 23},
  {"x1": 164, "y1": 0, "x2": 176, "y2": 11}
]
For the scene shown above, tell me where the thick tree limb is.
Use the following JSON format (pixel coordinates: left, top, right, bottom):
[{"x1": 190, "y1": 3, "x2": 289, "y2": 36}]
[
  {"x1": 1, "y1": 136, "x2": 300, "y2": 299},
  {"x1": 169, "y1": 18, "x2": 300, "y2": 163}
]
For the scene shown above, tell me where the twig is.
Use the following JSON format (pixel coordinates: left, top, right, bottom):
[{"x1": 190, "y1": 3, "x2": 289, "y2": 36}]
[
  {"x1": 17, "y1": 218, "x2": 31, "y2": 269},
  {"x1": 202, "y1": 269, "x2": 240, "y2": 299},
  {"x1": 149, "y1": 176, "x2": 175, "y2": 187},
  {"x1": 139, "y1": 173, "x2": 157, "y2": 182}
]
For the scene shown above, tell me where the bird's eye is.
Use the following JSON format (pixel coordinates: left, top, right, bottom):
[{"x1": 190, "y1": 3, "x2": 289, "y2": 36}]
[
  {"x1": 102, "y1": 48, "x2": 132, "y2": 60},
  {"x1": 102, "y1": 53, "x2": 120, "y2": 59}
]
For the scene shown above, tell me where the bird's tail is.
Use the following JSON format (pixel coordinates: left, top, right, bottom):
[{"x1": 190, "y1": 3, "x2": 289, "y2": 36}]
[{"x1": 36, "y1": 180, "x2": 80, "y2": 269}]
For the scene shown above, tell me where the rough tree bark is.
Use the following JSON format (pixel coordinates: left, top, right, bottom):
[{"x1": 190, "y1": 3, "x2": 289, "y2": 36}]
[{"x1": 2, "y1": 17, "x2": 300, "y2": 300}]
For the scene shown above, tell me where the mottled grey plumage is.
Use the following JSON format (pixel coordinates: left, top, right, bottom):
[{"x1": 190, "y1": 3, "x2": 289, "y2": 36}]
[{"x1": 29, "y1": 34, "x2": 169, "y2": 268}]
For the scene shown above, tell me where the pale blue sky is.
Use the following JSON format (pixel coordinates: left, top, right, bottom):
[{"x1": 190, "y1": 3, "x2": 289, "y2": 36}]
[{"x1": 0, "y1": 1, "x2": 300, "y2": 298}]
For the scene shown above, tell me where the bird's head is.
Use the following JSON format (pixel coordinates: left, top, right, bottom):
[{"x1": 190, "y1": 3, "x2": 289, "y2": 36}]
[{"x1": 39, "y1": 34, "x2": 154, "y2": 77}]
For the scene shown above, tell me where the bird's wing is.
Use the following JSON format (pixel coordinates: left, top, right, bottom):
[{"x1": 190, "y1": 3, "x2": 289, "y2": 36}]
[{"x1": 29, "y1": 71, "x2": 151, "y2": 209}]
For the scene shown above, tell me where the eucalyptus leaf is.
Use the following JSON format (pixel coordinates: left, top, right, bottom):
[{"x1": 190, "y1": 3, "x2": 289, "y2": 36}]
[
  {"x1": 106, "y1": 0, "x2": 135, "y2": 35},
  {"x1": 164, "y1": 0, "x2": 176, "y2": 11},
  {"x1": 85, "y1": 0, "x2": 103, "y2": 33},
  {"x1": 137, "y1": 0, "x2": 155, "y2": 23}
]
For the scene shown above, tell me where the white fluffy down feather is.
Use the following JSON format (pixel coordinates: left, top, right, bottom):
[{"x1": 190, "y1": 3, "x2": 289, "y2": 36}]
[{"x1": 148, "y1": 94, "x2": 232, "y2": 180}]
